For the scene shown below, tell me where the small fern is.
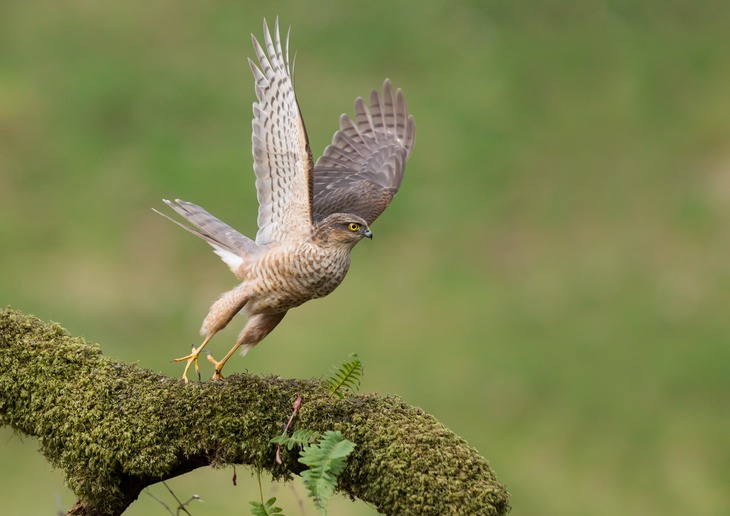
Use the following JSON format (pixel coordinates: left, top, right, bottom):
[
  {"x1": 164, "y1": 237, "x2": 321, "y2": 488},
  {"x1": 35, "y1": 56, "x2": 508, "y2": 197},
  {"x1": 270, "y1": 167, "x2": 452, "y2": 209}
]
[
  {"x1": 256, "y1": 361, "x2": 361, "y2": 516},
  {"x1": 324, "y1": 353, "x2": 363, "y2": 398},
  {"x1": 298, "y1": 431, "x2": 356, "y2": 515},
  {"x1": 250, "y1": 496, "x2": 285, "y2": 516},
  {"x1": 270, "y1": 428, "x2": 321, "y2": 450}
]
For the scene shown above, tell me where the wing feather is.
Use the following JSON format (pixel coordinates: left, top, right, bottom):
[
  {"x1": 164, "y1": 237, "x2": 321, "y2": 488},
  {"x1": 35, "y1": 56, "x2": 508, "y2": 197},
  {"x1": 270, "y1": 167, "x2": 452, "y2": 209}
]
[
  {"x1": 249, "y1": 18, "x2": 313, "y2": 245},
  {"x1": 312, "y1": 79, "x2": 415, "y2": 225}
]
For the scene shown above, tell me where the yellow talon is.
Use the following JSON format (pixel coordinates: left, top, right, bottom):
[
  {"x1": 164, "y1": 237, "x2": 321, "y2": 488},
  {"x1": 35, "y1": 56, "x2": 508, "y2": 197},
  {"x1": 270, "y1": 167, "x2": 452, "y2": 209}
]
[
  {"x1": 206, "y1": 353, "x2": 225, "y2": 380},
  {"x1": 173, "y1": 335, "x2": 214, "y2": 383}
]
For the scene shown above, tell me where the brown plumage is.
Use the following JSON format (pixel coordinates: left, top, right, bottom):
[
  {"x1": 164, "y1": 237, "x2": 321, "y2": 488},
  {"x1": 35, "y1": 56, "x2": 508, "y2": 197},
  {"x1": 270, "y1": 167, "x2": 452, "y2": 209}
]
[{"x1": 156, "y1": 19, "x2": 415, "y2": 381}]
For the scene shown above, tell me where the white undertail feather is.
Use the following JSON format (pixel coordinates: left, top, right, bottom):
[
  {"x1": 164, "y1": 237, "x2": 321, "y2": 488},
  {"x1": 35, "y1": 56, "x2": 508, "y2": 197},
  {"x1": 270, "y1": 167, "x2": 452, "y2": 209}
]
[{"x1": 212, "y1": 246, "x2": 245, "y2": 270}]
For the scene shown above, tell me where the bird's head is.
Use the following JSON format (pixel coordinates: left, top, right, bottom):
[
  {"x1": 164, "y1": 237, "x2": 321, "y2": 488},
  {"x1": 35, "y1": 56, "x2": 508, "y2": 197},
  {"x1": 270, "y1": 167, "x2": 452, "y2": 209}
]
[{"x1": 313, "y1": 213, "x2": 372, "y2": 248}]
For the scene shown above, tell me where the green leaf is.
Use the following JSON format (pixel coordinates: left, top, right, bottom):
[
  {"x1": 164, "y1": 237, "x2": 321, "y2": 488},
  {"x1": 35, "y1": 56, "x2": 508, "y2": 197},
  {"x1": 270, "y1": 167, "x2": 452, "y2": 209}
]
[
  {"x1": 270, "y1": 429, "x2": 321, "y2": 450},
  {"x1": 298, "y1": 431, "x2": 356, "y2": 515},
  {"x1": 324, "y1": 353, "x2": 363, "y2": 399},
  {"x1": 250, "y1": 496, "x2": 285, "y2": 516}
]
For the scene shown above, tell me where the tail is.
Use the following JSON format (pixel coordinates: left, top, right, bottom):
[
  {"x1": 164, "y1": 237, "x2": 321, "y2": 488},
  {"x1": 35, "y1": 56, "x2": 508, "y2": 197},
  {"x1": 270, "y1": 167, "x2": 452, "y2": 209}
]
[{"x1": 154, "y1": 199, "x2": 260, "y2": 276}]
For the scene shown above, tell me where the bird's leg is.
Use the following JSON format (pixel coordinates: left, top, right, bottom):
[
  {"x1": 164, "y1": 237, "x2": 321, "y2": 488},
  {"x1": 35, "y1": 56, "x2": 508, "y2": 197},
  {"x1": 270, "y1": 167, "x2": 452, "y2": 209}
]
[
  {"x1": 173, "y1": 284, "x2": 249, "y2": 383},
  {"x1": 173, "y1": 333, "x2": 215, "y2": 382},
  {"x1": 206, "y1": 312, "x2": 287, "y2": 380}
]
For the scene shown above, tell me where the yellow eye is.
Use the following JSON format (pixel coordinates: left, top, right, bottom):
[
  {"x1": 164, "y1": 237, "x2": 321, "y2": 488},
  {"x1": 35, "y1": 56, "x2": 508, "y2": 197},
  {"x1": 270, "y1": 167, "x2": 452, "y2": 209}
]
[{"x1": 348, "y1": 223, "x2": 360, "y2": 232}]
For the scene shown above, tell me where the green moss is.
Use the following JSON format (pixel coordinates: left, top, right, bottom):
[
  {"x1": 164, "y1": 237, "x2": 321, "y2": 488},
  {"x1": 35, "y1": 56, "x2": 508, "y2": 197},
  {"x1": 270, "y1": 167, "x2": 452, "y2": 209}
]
[{"x1": 0, "y1": 308, "x2": 509, "y2": 515}]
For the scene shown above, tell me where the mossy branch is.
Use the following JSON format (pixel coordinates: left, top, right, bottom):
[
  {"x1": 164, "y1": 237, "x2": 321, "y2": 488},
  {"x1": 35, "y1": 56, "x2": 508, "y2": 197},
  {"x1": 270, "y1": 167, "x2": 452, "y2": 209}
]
[{"x1": 0, "y1": 308, "x2": 510, "y2": 515}]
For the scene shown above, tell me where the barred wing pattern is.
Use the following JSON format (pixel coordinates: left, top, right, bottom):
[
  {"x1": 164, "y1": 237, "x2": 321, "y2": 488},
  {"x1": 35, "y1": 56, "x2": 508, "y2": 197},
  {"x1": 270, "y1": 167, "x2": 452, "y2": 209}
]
[
  {"x1": 312, "y1": 79, "x2": 415, "y2": 225},
  {"x1": 249, "y1": 19, "x2": 314, "y2": 246}
]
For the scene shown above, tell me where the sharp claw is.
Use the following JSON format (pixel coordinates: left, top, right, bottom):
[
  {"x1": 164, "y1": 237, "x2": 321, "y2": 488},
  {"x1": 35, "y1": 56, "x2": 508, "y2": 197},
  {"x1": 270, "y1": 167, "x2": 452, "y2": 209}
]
[
  {"x1": 205, "y1": 353, "x2": 225, "y2": 380},
  {"x1": 174, "y1": 348, "x2": 203, "y2": 383},
  {"x1": 173, "y1": 335, "x2": 215, "y2": 383}
]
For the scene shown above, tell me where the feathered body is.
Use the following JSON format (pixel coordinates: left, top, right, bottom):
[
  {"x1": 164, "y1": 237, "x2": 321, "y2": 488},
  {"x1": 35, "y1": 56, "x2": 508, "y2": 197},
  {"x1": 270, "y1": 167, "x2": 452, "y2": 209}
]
[
  {"x1": 239, "y1": 216, "x2": 367, "y2": 315},
  {"x1": 157, "y1": 19, "x2": 414, "y2": 379}
]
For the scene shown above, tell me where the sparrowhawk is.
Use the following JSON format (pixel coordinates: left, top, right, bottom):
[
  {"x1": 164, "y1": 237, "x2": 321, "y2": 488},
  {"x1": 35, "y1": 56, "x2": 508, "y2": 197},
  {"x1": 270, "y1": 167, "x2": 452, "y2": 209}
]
[{"x1": 156, "y1": 19, "x2": 415, "y2": 381}]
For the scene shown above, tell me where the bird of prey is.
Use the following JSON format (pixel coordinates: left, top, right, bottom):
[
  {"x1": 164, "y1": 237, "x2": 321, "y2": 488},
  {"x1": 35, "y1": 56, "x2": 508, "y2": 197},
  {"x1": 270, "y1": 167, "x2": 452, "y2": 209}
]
[{"x1": 156, "y1": 19, "x2": 415, "y2": 381}]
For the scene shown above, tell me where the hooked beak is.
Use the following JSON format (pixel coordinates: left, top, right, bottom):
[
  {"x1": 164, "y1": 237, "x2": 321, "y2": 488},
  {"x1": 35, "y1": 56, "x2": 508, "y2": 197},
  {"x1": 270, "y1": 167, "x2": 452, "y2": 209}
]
[{"x1": 362, "y1": 227, "x2": 373, "y2": 239}]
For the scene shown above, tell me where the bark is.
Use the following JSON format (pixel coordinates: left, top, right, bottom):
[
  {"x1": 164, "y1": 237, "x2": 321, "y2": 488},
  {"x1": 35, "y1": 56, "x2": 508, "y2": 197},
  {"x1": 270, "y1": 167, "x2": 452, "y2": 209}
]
[{"x1": 0, "y1": 308, "x2": 510, "y2": 515}]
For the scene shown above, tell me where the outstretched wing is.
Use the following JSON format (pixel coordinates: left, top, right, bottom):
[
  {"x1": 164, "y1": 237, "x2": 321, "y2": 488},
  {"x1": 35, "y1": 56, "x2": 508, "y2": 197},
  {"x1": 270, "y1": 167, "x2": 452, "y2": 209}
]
[
  {"x1": 154, "y1": 199, "x2": 259, "y2": 279},
  {"x1": 249, "y1": 18, "x2": 314, "y2": 246},
  {"x1": 312, "y1": 79, "x2": 415, "y2": 225}
]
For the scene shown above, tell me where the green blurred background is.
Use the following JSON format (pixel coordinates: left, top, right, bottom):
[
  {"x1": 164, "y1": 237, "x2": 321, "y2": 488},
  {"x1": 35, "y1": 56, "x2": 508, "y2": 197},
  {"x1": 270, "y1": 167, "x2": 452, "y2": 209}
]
[{"x1": 2, "y1": 1, "x2": 729, "y2": 514}]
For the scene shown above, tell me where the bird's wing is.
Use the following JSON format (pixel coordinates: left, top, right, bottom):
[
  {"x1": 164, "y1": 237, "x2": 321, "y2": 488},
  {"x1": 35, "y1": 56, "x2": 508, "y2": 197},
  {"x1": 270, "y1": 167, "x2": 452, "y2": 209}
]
[
  {"x1": 249, "y1": 18, "x2": 314, "y2": 246},
  {"x1": 154, "y1": 199, "x2": 259, "y2": 278},
  {"x1": 312, "y1": 79, "x2": 415, "y2": 225}
]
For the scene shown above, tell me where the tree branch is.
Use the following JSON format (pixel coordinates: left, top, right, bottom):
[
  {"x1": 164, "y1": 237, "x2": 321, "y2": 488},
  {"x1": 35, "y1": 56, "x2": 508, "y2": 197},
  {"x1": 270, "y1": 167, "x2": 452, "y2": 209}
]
[{"x1": 0, "y1": 308, "x2": 510, "y2": 515}]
